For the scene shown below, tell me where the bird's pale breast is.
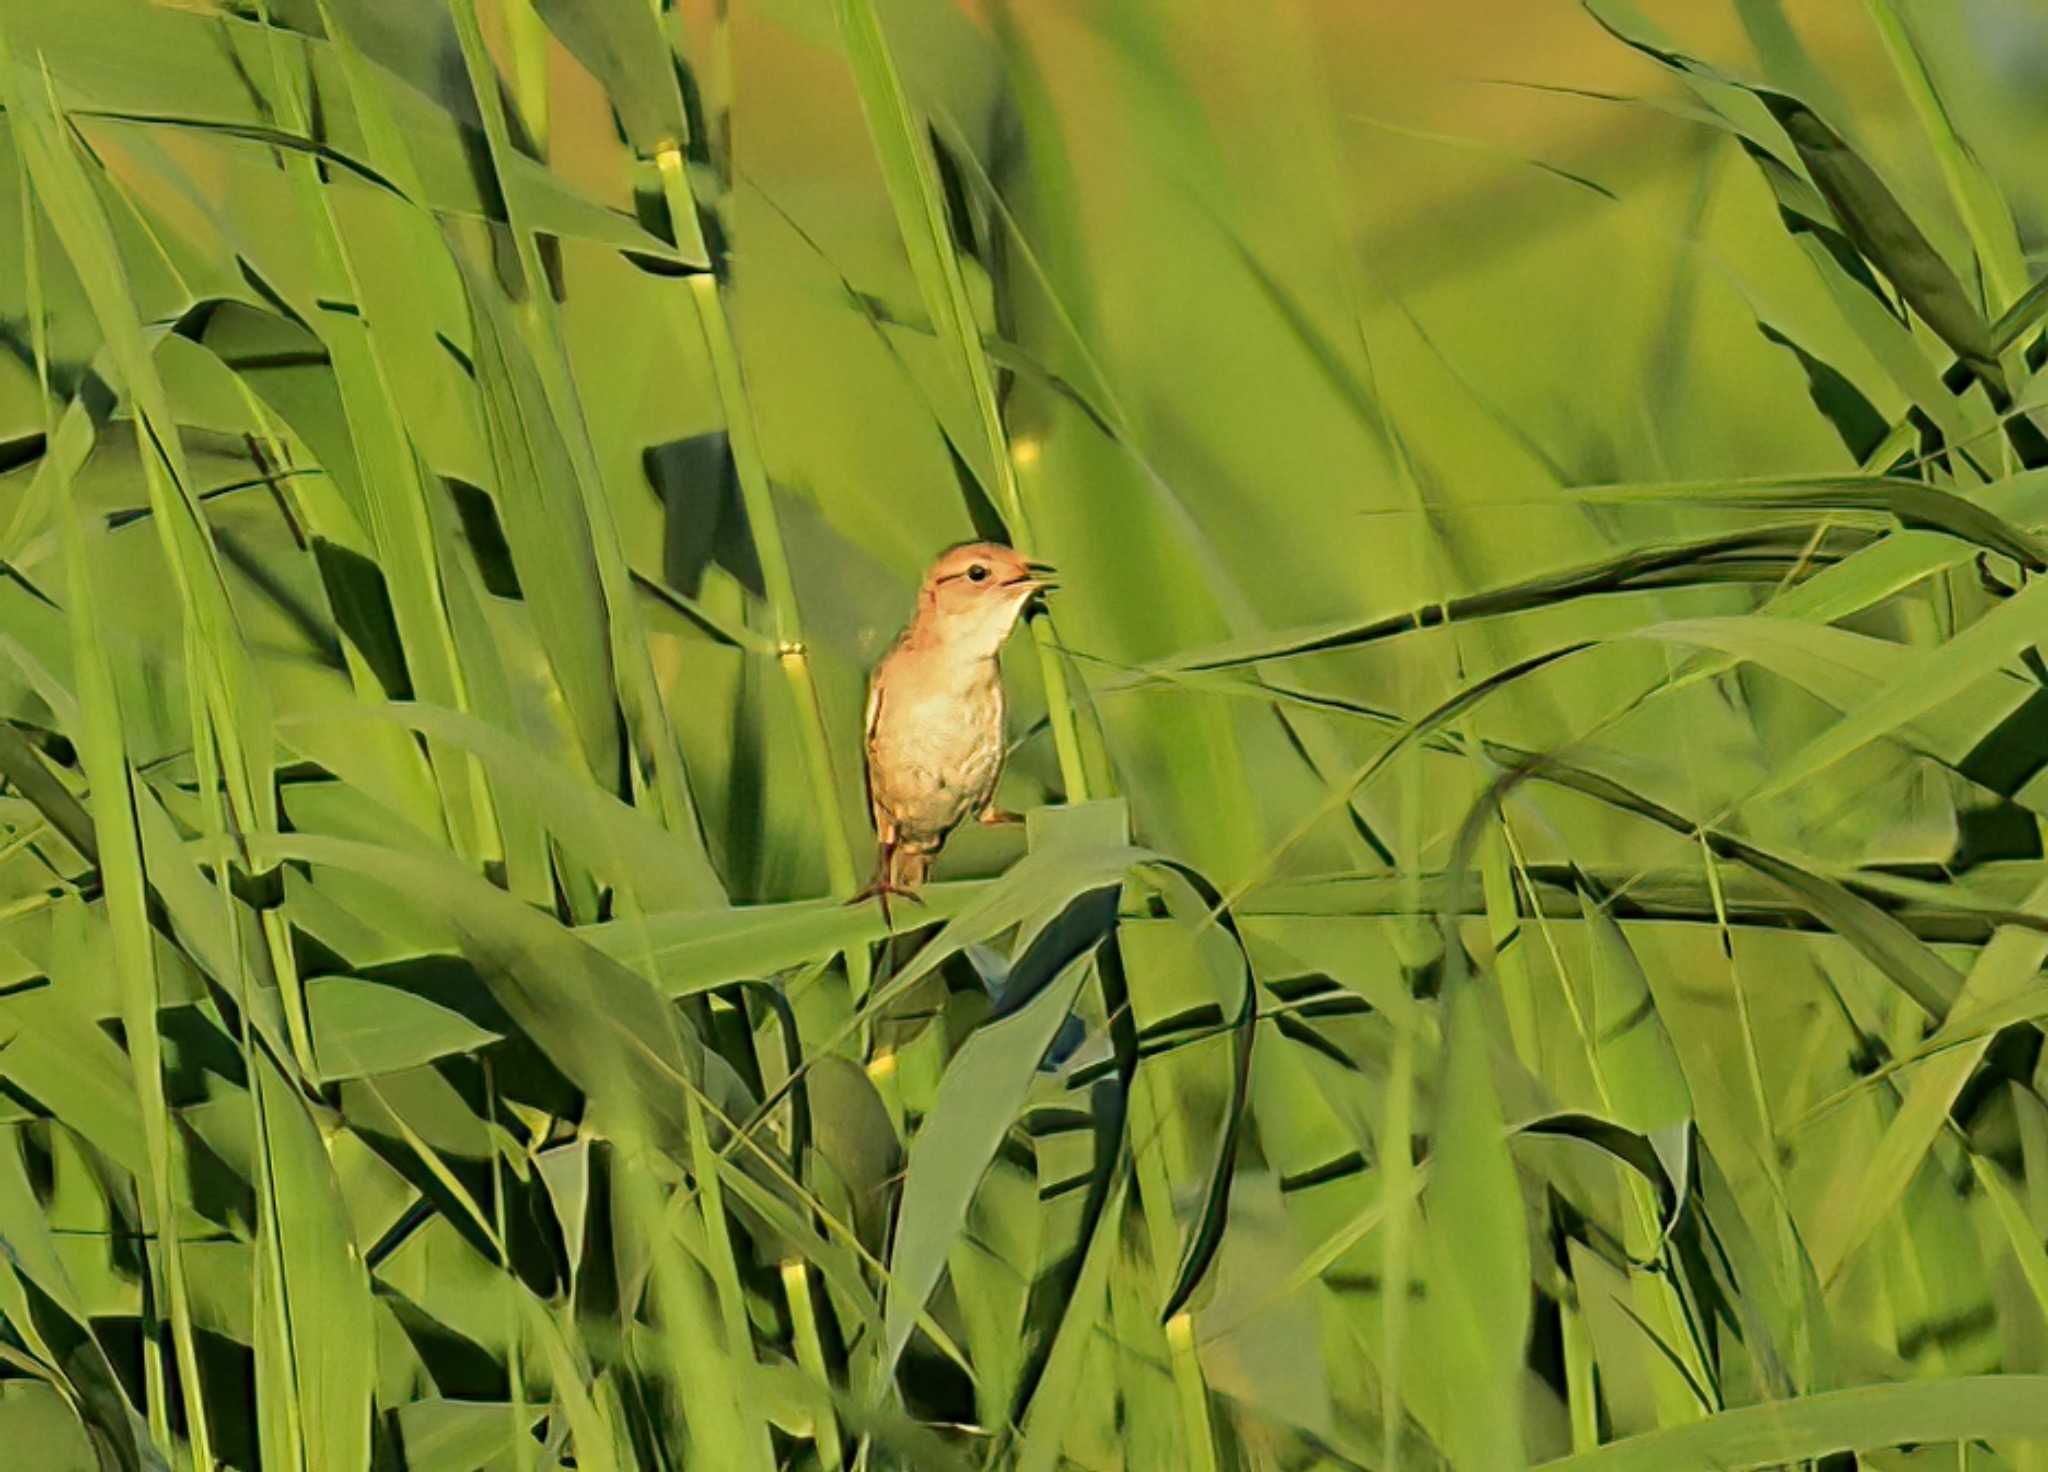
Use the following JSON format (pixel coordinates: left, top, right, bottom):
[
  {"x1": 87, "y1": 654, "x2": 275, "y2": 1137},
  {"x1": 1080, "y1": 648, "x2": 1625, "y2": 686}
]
[{"x1": 868, "y1": 650, "x2": 1005, "y2": 846}]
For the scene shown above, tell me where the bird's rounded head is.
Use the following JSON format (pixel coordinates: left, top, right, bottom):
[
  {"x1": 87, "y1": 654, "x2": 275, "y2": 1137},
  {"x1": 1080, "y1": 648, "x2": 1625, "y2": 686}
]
[{"x1": 909, "y1": 541, "x2": 1057, "y2": 658}]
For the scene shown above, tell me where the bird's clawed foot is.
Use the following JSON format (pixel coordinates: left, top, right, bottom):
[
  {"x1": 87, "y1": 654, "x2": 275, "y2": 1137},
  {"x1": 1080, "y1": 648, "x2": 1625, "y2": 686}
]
[
  {"x1": 847, "y1": 877, "x2": 926, "y2": 929},
  {"x1": 978, "y1": 806, "x2": 1024, "y2": 827}
]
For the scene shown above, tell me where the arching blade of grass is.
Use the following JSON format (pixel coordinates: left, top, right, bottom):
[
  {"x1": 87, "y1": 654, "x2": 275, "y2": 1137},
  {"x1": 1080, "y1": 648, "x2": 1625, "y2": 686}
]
[
  {"x1": 1153, "y1": 524, "x2": 1880, "y2": 674},
  {"x1": 881, "y1": 904, "x2": 1107, "y2": 1375},
  {"x1": 1589, "y1": 1, "x2": 2005, "y2": 453},
  {"x1": 1011, "y1": 1169, "x2": 1130, "y2": 1472},
  {"x1": 1756, "y1": 90, "x2": 2002, "y2": 396},
  {"x1": 1863, "y1": 0, "x2": 2028, "y2": 315},
  {"x1": 1532, "y1": 1375, "x2": 2048, "y2": 1471},
  {"x1": 248, "y1": 832, "x2": 703, "y2": 1150},
  {"x1": 578, "y1": 883, "x2": 995, "y2": 994}
]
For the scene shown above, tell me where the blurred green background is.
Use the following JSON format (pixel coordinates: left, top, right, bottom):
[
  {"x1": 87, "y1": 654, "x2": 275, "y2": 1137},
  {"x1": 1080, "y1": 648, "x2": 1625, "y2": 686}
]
[{"x1": 5, "y1": 0, "x2": 2048, "y2": 1468}]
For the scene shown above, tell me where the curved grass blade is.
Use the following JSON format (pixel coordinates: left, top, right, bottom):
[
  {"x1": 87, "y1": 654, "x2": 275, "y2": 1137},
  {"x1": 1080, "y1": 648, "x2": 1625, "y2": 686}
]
[
  {"x1": 580, "y1": 882, "x2": 993, "y2": 996},
  {"x1": 879, "y1": 884, "x2": 1119, "y2": 1377},
  {"x1": 1576, "y1": 476, "x2": 2048, "y2": 571},
  {"x1": 1755, "y1": 90, "x2": 2001, "y2": 395},
  {"x1": 1532, "y1": 1375, "x2": 2048, "y2": 1471},
  {"x1": 1811, "y1": 875, "x2": 2048, "y2": 1284},
  {"x1": 1144, "y1": 860, "x2": 1259, "y2": 1322},
  {"x1": 1864, "y1": 0, "x2": 2027, "y2": 312},
  {"x1": 1160, "y1": 526, "x2": 1870, "y2": 673}
]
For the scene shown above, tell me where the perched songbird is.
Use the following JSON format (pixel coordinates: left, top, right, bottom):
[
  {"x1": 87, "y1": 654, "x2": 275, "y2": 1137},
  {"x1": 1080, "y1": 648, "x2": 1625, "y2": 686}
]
[{"x1": 854, "y1": 542, "x2": 1057, "y2": 916}]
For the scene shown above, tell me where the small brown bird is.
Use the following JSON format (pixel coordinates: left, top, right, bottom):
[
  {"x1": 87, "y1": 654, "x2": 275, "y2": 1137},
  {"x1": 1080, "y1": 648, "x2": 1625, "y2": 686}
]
[{"x1": 854, "y1": 541, "x2": 1056, "y2": 917}]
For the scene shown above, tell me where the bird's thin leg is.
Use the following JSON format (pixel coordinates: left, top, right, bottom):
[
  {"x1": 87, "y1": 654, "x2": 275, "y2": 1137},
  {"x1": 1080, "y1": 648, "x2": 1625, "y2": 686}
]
[
  {"x1": 848, "y1": 840, "x2": 923, "y2": 928},
  {"x1": 848, "y1": 842, "x2": 892, "y2": 925}
]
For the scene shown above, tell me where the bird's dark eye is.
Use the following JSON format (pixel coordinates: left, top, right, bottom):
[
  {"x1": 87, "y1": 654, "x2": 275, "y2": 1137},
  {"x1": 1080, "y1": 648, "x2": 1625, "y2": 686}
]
[{"x1": 966, "y1": 564, "x2": 989, "y2": 583}]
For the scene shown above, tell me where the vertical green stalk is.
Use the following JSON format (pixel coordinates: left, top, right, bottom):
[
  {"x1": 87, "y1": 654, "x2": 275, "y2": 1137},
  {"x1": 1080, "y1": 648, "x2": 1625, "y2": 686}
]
[
  {"x1": 1380, "y1": 384, "x2": 1436, "y2": 1468},
  {"x1": 1699, "y1": 838, "x2": 1794, "y2": 1195},
  {"x1": 1379, "y1": 862, "x2": 1417, "y2": 1467},
  {"x1": 1560, "y1": 1284, "x2": 1598, "y2": 1453},
  {"x1": 645, "y1": 3, "x2": 863, "y2": 923},
  {"x1": 616, "y1": 1145, "x2": 771, "y2": 1470},
  {"x1": 706, "y1": 0, "x2": 735, "y2": 177},
  {"x1": 783, "y1": 1260, "x2": 845, "y2": 1471},
  {"x1": 16, "y1": 88, "x2": 213, "y2": 1439},
  {"x1": 1012, "y1": 1171, "x2": 1127, "y2": 1472},
  {"x1": 685, "y1": 1088, "x2": 758, "y2": 1387},
  {"x1": 486, "y1": 1060, "x2": 535, "y2": 1472},
  {"x1": 1503, "y1": 823, "x2": 1714, "y2": 1423},
  {"x1": 192, "y1": 712, "x2": 308, "y2": 1472},
  {"x1": 672, "y1": 221, "x2": 858, "y2": 898},
  {"x1": 49, "y1": 342, "x2": 219, "y2": 1472},
  {"x1": 832, "y1": 0, "x2": 1093, "y2": 803}
]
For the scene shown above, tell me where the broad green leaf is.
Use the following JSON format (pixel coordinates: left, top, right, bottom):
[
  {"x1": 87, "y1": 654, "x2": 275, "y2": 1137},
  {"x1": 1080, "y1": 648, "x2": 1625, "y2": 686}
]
[
  {"x1": 805, "y1": 1054, "x2": 900, "y2": 1253},
  {"x1": 306, "y1": 976, "x2": 504, "y2": 1082},
  {"x1": 284, "y1": 699, "x2": 724, "y2": 909},
  {"x1": 391, "y1": 1399, "x2": 544, "y2": 1472},
  {"x1": 580, "y1": 882, "x2": 991, "y2": 993},
  {"x1": 882, "y1": 887, "x2": 1116, "y2": 1374},
  {"x1": 0, "y1": 1382, "x2": 98, "y2": 1472},
  {"x1": 250, "y1": 831, "x2": 701, "y2": 1151}
]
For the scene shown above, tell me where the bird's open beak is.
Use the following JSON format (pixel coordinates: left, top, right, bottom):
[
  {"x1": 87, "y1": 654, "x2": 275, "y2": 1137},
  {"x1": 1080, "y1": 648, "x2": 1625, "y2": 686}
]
[{"x1": 1015, "y1": 560, "x2": 1059, "y2": 594}]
